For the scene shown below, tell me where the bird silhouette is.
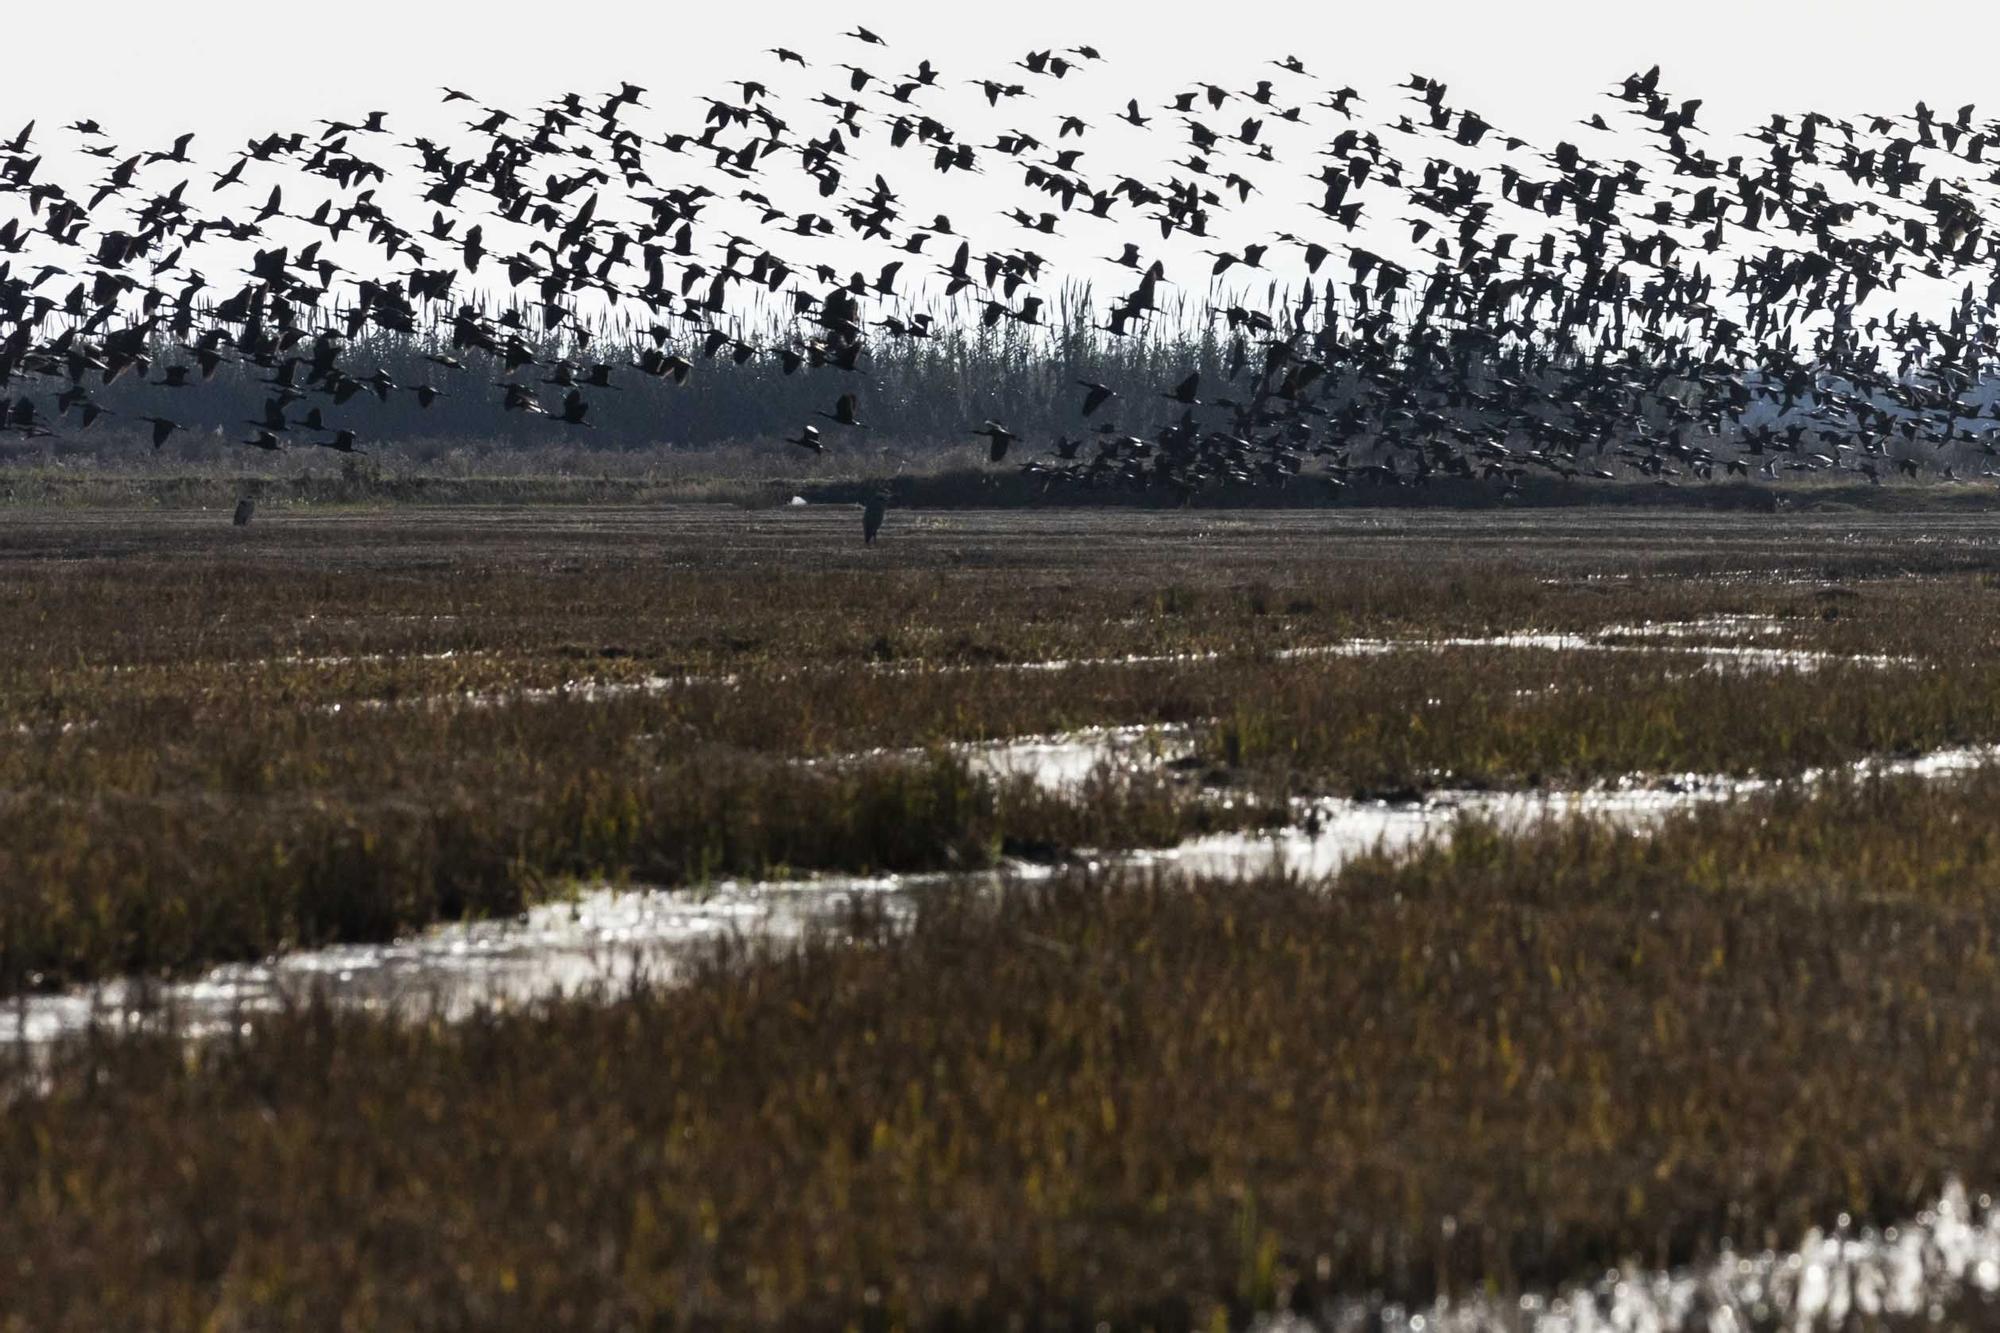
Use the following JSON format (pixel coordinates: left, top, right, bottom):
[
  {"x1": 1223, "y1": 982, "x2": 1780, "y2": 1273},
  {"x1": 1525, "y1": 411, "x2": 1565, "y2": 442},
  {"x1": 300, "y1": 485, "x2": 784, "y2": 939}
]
[{"x1": 0, "y1": 36, "x2": 1991, "y2": 513}]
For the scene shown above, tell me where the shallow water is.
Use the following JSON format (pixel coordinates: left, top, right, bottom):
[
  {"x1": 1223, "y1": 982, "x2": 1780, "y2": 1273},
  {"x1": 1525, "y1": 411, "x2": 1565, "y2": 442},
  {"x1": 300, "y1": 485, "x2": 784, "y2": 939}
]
[
  {"x1": 1316, "y1": 630, "x2": 1914, "y2": 672},
  {"x1": 0, "y1": 869, "x2": 1027, "y2": 1047},
  {"x1": 0, "y1": 724, "x2": 1184, "y2": 1047},
  {"x1": 1164, "y1": 745, "x2": 1999, "y2": 881},
  {"x1": 1268, "y1": 1180, "x2": 2000, "y2": 1333},
  {"x1": 1157, "y1": 781, "x2": 1749, "y2": 881},
  {"x1": 959, "y1": 723, "x2": 1195, "y2": 791},
  {"x1": 7, "y1": 737, "x2": 1993, "y2": 1051},
  {"x1": 202, "y1": 614, "x2": 1911, "y2": 722}
]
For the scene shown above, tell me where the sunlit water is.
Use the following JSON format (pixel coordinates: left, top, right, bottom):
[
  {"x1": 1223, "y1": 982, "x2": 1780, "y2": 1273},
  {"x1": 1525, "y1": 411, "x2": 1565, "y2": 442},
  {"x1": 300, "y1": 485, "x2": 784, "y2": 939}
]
[
  {"x1": 270, "y1": 612, "x2": 1902, "y2": 718},
  {"x1": 1163, "y1": 744, "x2": 1997, "y2": 880},
  {"x1": 0, "y1": 727, "x2": 1178, "y2": 1048},
  {"x1": 6, "y1": 729, "x2": 1993, "y2": 1050},
  {"x1": 0, "y1": 869, "x2": 1023, "y2": 1047},
  {"x1": 1265, "y1": 1181, "x2": 2000, "y2": 1332}
]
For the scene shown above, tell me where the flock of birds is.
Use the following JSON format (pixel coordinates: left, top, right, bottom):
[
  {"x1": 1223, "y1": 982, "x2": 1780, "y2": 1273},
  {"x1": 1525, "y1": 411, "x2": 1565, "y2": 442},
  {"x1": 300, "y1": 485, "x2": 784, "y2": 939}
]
[{"x1": 10, "y1": 29, "x2": 2000, "y2": 536}]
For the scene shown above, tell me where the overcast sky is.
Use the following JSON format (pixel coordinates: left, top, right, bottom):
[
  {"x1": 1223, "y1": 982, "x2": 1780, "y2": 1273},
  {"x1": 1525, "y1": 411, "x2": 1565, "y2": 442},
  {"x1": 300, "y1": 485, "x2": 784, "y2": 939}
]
[
  {"x1": 8, "y1": 0, "x2": 1995, "y2": 147},
  {"x1": 3, "y1": 0, "x2": 1989, "y2": 338}
]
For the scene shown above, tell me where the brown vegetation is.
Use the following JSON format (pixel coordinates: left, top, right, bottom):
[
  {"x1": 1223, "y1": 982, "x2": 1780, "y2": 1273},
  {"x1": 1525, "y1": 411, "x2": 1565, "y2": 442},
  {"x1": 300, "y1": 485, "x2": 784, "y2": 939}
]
[
  {"x1": 14, "y1": 772, "x2": 2000, "y2": 1329},
  {"x1": 13, "y1": 503, "x2": 2000, "y2": 1329},
  {"x1": 8, "y1": 506, "x2": 2000, "y2": 988}
]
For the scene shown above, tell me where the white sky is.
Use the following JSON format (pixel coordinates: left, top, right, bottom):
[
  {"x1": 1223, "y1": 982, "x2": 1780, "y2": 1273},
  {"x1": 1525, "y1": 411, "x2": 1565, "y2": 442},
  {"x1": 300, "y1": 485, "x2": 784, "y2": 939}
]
[
  {"x1": 8, "y1": 0, "x2": 1995, "y2": 148},
  {"x1": 3, "y1": 0, "x2": 1992, "y2": 342}
]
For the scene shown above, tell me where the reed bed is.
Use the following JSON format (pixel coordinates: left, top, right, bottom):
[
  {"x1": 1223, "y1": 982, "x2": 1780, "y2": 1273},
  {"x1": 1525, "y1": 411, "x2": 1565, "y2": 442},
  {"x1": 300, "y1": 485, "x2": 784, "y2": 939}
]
[
  {"x1": 10, "y1": 507, "x2": 2000, "y2": 1326},
  {"x1": 10, "y1": 508, "x2": 2000, "y2": 988},
  {"x1": 15, "y1": 771, "x2": 2000, "y2": 1328}
]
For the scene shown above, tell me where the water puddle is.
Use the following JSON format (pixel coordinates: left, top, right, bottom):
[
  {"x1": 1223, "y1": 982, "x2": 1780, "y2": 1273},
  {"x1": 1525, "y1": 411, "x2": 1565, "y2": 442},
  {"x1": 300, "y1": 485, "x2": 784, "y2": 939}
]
[
  {"x1": 311, "y1": 630, "x2": 1890, "y2": 720},
  {"x1": 962, "y1": 724, "x2": 1195, "y2": 792},
  {"x1": 6, "y1": 738, "x2": 1994, "y2": 1051},
  {"x1": 802, "y1": 725, "x2": 1197, "y2": 795},
  {"x1": 1276, "y1": 1180, "x2": 2000, "y2": 1333},
  {"x1": 245, "y1": 616, "x2": 1912, "y2": 718},
  {"x1": 0, "y1": 868, "x2": 1031, "y2": 1047},
  {"x1": 322, "y1": 671, "x2": 731, "y2": 716},
  {"x1": 1157, "y1": 781, "x2": 1746, "y2": 881},
  {"x1": 1595, "y1": 613, "x2": 1784, "y2": 640},
  {"x1": 1162, "y1": 745, "x2": 1999, "y2": 881},
  {"x1": 1315, "y1": 631, "x2": 1915, "y2": 672}
]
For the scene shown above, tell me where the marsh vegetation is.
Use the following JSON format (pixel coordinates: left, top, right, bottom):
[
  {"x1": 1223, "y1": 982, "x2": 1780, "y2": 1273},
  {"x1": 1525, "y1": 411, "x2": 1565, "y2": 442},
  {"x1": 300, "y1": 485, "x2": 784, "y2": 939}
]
[{"x1": 13, "y1": 501, "x2": 2000, "y2": 1328}]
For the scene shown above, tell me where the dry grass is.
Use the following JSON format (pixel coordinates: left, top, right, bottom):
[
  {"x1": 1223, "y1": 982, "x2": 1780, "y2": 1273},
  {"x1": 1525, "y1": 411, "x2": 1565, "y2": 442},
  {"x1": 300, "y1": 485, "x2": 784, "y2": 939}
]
[
  {"x1": 1205, "y1": 651, "x2": 2000, "y2": 792},
  {"x1": 14, "y1": 771, "x2": 2000, "y2": 1328},
  {"x1": 14, "y1": 505, "x2": 2000, "y2": 1326},
  {"x1": 11, "y1": 507, "x2": 2000, "y2": 987},
  {"x1": 0, "y1": 748, "x2": 1247, "y2": 990}
]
